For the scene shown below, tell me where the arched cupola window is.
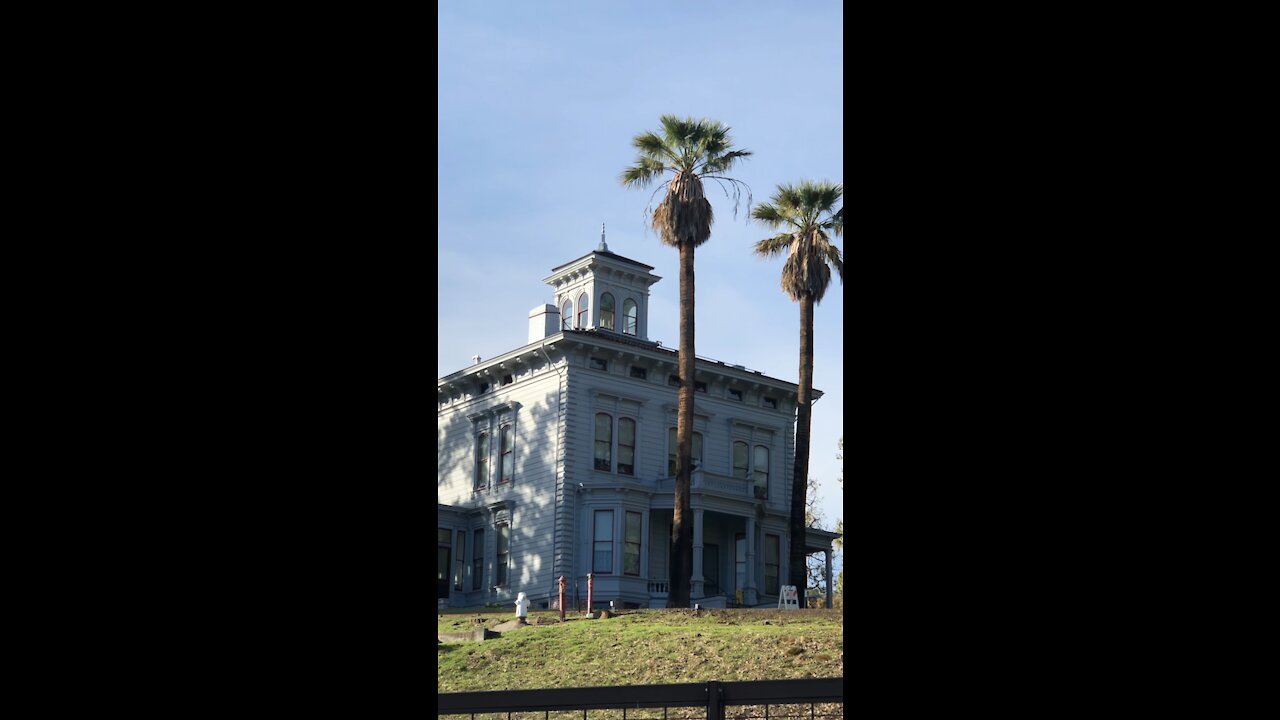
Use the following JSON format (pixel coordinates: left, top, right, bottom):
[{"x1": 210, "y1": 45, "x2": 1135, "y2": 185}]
[
  {"x1": 577, "y1": 292, "x2": 589, "y2": 329},
  {"x1": 623, "y1": 299, "x2": 637, "y2": 335},
  {"x1": 600, "y1": 293, "x2": 615, "y2": 330},
  {"x1": 562, "y1": 299, "x2": 574, "y2": 330}
]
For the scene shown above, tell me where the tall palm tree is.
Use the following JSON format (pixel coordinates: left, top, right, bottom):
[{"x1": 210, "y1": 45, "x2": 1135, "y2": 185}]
[
  {"x1": 622, "y1": 115, "x2": 751, "y2": 608},
  {"x1": 751, "y1": 180, "x2": 843, "y2": 594}
]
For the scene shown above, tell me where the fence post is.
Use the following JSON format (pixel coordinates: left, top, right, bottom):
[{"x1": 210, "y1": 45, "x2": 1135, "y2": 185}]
[
  {"x1": 587, "y1": 573, "x2": 594, "y2": 614},
  {"x1": 558, "y1": 576, "x2": 566, "y2": 622},
  {"x1": 707, "y1": 681, "x2": 724, "y2": 720}
]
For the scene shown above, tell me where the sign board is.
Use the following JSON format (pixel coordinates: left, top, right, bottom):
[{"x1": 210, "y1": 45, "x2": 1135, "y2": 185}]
[{"x1": 778, "y1": 585, "x2": 800, "y2": 610}]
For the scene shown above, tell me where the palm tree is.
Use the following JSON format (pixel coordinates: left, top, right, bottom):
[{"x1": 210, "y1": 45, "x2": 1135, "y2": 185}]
[
  {"x1": 622, "y1": 115, "x2": 751, "y2": 608},
  {"x1": 751, "y1": 180, "x2": 843, "y2": 594}
]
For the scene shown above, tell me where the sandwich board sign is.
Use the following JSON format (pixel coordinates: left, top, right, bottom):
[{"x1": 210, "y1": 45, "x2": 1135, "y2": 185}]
[{"x1": 778, "y1": 585, "x2": 800, "y2": 610}]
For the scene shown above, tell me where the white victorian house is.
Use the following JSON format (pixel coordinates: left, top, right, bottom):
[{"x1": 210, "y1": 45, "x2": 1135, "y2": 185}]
[{"x1": 437, "y1": 235, "x2": 840, "y2": 611}]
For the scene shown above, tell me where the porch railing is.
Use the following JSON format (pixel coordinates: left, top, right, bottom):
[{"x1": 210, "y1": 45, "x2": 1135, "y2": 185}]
[{"x1": 654, "y1": 469, "x2": 766, "y2": 500}]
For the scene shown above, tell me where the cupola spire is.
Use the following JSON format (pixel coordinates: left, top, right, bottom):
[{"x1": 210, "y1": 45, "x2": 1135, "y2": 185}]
[{"x1": 598, "y1": 222, "x2": 608, "y2": 252}]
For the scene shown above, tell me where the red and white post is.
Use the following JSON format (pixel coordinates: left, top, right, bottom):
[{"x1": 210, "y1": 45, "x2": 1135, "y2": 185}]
[{"x1": 558, "y1": 575, "x2": 566, "y2": 622}]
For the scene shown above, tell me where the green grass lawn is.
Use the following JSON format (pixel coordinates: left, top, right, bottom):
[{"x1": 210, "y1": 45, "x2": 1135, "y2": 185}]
[{"x1": 438, "y1": 608, "x2": 843, "y2": 693}]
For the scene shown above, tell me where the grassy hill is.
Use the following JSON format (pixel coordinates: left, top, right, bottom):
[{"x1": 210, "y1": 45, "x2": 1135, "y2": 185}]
[{"x1": 438, "y1": 608, "x2": 843, "y2": 693}]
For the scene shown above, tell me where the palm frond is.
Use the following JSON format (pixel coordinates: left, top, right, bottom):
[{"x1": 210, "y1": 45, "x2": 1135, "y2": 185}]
[
  {"x1": 632, "y1": 131, "x2": 679, "y2": 164},
  {"x1": 623, "y1": 115, "x2": 752, "y2": 239},
  {"x1": 821, "y1": 240, "x2": 843, "y2": 284},
  {"x1": 753, "y1": 233, "x2": 794, "y2": 258},
  {"x1": 754, "y1": 180, "x2": 844, "y2": 302},
  {"x1": 699, "y1": 149, "x2": 753, "y2": 176},
  {"x1": 751, "y1": 202, "x2": 790, "y2": 228},
  {"x1": 703, "y1": 175, "x2": 752, "y2": 223},
  {"x1": 658, "y1": 114, "x2": 696, "y2": 142},
  {"x1": 620, "y1": 157, "x2": 668, "y2": 188},
  {"x1": 651, "y1": 171, "x2": 714, "y2": 248}
]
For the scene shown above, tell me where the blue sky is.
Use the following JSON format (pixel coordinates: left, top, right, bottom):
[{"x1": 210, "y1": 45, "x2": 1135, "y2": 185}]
[{"x1": 438, "y1": 1, "x2": 845, "y2": 562}]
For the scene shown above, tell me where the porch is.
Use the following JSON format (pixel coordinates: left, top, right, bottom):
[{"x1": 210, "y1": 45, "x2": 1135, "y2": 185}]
[
  {"x1": 645, "y1": 512, "x2": 841, "y2": 609},
  {"x1": 646, "y1": 508, "x2": 783, "y2": 608}
]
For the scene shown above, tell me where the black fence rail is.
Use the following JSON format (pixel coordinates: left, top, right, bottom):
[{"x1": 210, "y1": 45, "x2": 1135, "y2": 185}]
[{"x1": 438, "y1": 678, "x2": 843, "y2": 720}]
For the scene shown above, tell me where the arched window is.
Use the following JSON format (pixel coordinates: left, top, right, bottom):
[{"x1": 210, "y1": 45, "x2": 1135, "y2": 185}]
[
  {"x1": 600, "y1": 293, "x2": 615, "y2": 330},
  {"x1": 668, "y1": 428, "x2": 703, "y2": 476},
  {"x1": 562, "y1": 299, "x2": 573, "y2": 330},
  {"x1": 753, "y1": 445, "x2": 770, "y2": 498},
  {"x1": 618, "y1": 417, "x2": 635, "y2": 475},
  {"x1": 732, "y1": 441, "x2": 749, "y2": 479},
  {"x1": 475, "y1": 432, "x2": 490, "y2": 489},
  {"x1": 594, "y1": 413, "x2": 612, "y2": 471},
  {"x1": 577, "y1": 292, "x2": 589, "y2": 328},
  {"x1": 499, "y1": 424, "x2": 513, "y2": 483},
  {"x1": 623, "y1": 299, "x2": 637, "y2": 335}
]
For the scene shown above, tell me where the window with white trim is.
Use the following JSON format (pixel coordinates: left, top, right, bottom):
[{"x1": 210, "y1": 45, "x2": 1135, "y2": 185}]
[
  {"x1": 667, "y1": 428, "x2": 703, "y2": 476},
  {"x1": 454, "y1": 531, "x2": 465, "y2": 591},
  {"x1": 498, "y1": 423, "x2": 513, "y2": 484},
  {"x1": 475, "y1": 432, "x2": 490, "y2": 490},
  {"x1": 562, "y1": 299, "x2": 574, "y2": 330},
  {"x1": 733, "y1": 440, "x2": 749, "y2": 479},
  {"x1": 617, "y1": 418, "x2": 636, "y2": 476},
  {"x1": 594, "y1": 413, "x2": 612, "y2": 471},
  {"x1": 622, "y1": 299, "x2": 637, "y2": 335},
  {"x1": 594, "y1": 411, "x2": 638, "y2": 476},
  {"x1": 577, "y1": 292, "x2": 589, "y2": 328},
  {"x1": 753, "y1": 445, "x2": 769, "y2": 499},
  {"x1": 765, "y1": 534, "x2": 780, "y2": 595},
  {"x1": 593, "y1": 510, "x2": 613, "y2": 573},
  {"x1": 600, "y1": 293, "x2": 615, "y2": 330},
  {"x1": 438, "y1": 528, "x2": 452, "y2": 598},
  {"x1": 624, "y1": 511, "x2": 642, "y2": 576},
  {"x1": 495, "y1": 523, "x2": 509, "y2": 587},
  {"x1": 735, "y1": 533, "x2": 746, "y2": 595},
  {"x1": 472, "y1": 528, "x2": 483, "y2": 590},
  {"x1": 732, "y1": 421, "x2": 775, "y2": 499}
]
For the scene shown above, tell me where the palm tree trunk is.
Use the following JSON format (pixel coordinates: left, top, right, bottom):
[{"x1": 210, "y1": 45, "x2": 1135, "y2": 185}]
[
  {"x1": 789, "y1": 294, "x2": 815, "y2": 593},
  {"x1": 668, "y1": 240, "x2": 695, "y2": 608}
]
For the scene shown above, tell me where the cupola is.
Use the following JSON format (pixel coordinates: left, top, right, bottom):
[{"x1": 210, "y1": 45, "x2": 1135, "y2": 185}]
[{"x1": 532, "y1": 225, "x2": 662, "y2": 342}]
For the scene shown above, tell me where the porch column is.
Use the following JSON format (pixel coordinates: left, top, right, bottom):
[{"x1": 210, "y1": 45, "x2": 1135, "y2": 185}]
[
  {"x1": 825, "y1": 548, "x2": 833, "y2": 609},
  {"x1": 691, "y1": 508, "x2": 705, "y2": 598},
  {"x1": 743, "y1": 516, "x2": 758, "y2": 606}
]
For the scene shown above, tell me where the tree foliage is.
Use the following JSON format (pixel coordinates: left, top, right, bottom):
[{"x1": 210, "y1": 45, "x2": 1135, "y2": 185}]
[
  {"x1": 753, "y1": 180, "x2": 843, "y2": 594},
  {"x1": 622, "y1": 116, "x2": 751, "y2": 608}
]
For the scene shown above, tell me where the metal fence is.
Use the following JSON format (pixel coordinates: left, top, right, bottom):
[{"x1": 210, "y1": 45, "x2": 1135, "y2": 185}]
[{"x1": 438, "y1": 678, "x2": 843, "y2": 720}]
